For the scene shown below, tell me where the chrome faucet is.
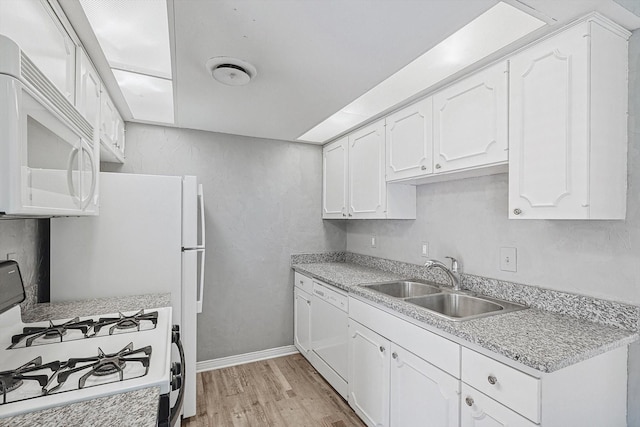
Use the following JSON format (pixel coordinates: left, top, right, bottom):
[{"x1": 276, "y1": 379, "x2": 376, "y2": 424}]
[{"x1": 424, "y1": 256, "x2": 461, "y2": 291}]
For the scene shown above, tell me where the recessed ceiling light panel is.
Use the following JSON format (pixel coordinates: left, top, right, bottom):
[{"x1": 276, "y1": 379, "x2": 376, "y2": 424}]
[{"x1": 206, "y1": 57, "x2": 257, "y2": 86}]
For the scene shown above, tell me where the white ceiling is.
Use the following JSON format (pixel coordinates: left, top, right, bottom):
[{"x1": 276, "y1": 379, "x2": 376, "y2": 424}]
[{"x1": 172, "y1": 0, "x2": 500, "y2": 143}]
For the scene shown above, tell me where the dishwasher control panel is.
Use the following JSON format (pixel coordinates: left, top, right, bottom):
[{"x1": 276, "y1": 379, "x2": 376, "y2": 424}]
[{"x1": 313, "y1": 281, "x2": 348, "y2": 312}]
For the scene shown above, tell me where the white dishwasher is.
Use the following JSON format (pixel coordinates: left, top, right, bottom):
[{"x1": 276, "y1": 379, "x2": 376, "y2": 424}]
[{"x1": 310, "y1": 281, "x2": 348, "y2": 393}]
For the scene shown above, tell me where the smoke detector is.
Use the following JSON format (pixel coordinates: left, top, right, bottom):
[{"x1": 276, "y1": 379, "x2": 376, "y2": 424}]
[{"x1": 206, "y1": 57, "x2": 257, "y2": 86}]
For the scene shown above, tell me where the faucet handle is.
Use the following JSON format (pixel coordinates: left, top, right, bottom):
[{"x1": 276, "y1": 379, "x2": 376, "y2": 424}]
[{"x1": 445, "y1": 256, "x2": 459, "y2": 273}]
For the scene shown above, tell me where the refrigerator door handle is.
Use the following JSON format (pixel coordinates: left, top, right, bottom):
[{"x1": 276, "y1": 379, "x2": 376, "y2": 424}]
[
  {"x1": 197, "y1": 248, "x2": 205, "y2": 313},
  {"x1": 197, "y1": 184, "x2": 205, "y2": 249}
]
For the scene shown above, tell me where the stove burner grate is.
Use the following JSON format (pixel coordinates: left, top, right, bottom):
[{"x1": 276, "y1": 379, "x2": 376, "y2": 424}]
[
  {"x1": 0, "y1": 357, "x2": 60, "y2": 404},
  {"x1": 93, "y1": 310, "x2": 158, "y2": 335},
  {"x1": 50, "y1": 342, "x2": 152, "y2": 392},
  {"x1": 9, "y1": 318, "x2": 94, "y2": 348}
]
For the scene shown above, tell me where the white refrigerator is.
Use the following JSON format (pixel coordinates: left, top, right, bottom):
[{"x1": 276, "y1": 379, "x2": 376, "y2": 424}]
[{"x1": 49, "y1": 172, "x2": 205, "y2": 419}]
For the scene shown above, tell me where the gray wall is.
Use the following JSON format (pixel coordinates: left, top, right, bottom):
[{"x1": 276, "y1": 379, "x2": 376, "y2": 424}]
[
  {"x1": 0, "y1": 219, "x2": 44, "y2": 308},
  {"x1": 347, "y1": 27, "x2": 640, "y2": 425},
  {"x1": 102, "y1": 124, "x2": 346, "y2": 361}
]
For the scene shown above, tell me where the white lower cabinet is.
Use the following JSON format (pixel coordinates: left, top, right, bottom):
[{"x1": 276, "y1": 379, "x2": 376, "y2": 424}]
[
  {"x1": 461, "y1": 384, "x2": 536, "y2": 427},
  {"x1": 390, "y1": 343, "x2": 459, "y2": 427},
  {"x1": 348, "y1": 319, "x2": 390, "y2": 427},
  {"x1": 293, "y1": 287, "x2": 311, "y2": 355},
  {"x1": 348, "y1": 300, "x2": 460, "y2": 427}
]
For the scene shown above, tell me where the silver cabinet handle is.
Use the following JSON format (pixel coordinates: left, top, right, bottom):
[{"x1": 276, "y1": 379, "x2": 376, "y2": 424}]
[
  {"x1": 465, "y1": 396, "x2": 474, "y2": 406},
  {"x1": 488, "y1": 375, "x2": 498, "y2": 385},
  {"x1": 513, "y1": 208, "x2": 522, "y2": 215},
  {"x1": 348, "y1": 213, "x2": 353, "y2": 217},
  {"x1": 392, "y1": 352, "x2": 398, "y2": 359},
  {"x1": 420, "y1": 165, "x2": 427, "y2": 170},
  {"x1": 299, "y1": 280, "x2": 303, "y2": 285},
  {"x1": 379, "y1": 346, "x2": 385, "y2": 353},
  {"x1": 435, "y1": 163, "x2": 442, "y2": 169},
  {"x1": 306, "y1": 300, "x2": 310, "y2": 305},
  {"x1": 342, "y1": 213, "x2": 346, "y2": 217}
]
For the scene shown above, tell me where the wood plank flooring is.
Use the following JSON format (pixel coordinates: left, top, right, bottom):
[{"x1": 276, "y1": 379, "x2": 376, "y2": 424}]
[{"x1": 182, "y1": 353, "x2": 366, "y2": 427}]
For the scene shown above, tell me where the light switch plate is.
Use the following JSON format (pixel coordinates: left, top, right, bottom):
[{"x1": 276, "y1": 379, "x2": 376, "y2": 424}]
[
  {"x1": 500, "y1": 247, "x2": 517, "y2": 272},
  {"x1": 371, "y1": 235, "x2": 377, "y2": 248},
  {"x1": 421, "y1": 242, "x2": 429, "y2": 257}
]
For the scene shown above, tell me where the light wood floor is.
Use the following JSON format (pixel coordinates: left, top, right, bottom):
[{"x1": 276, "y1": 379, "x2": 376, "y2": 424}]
[{"x1": 182, "y1": 353, "x2": 366, "y2": 427}]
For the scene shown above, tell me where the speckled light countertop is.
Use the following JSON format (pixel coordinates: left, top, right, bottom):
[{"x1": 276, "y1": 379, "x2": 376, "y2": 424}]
[
  {"x1": 293, "y1": 262, "x2": 639, "y2": 373},
  {"x1": 0, "y1": 294, "x2": 172, "y2": 426}
]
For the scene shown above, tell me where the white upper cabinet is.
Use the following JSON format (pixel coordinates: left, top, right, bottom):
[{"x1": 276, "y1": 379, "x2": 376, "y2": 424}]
[
  {"x1": 0, "y1": 0, "x2": 76, "y2": 103},
  {"x1": 322, "y1": 121, "x2": 416, "y2": 220},
  {"x1": 385, "y1": 98, "x2": 433, "y2": 181},
  {"x1": 76, "y1": 49, "x2": 101, "y2": 132},
  {"x1": 508, "y1": 17, "x2": 628, "y2": 219},
  {"x1": 349, "y1": 121, "x2": 387, "y2": 219},
  {"x1": 433, "y1": 61, "x2": 508, "y2": 173},
  {"x1": 322, "y1": 137, "x2": 348, "y2": 219},
  {"x1": 100, "y1": 92, "x2": 126, "y2": 163}
]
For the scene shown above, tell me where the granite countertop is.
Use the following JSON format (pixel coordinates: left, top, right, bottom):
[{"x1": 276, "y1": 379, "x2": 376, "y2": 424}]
[
  {"x1": 293, "y1": 262, "x2": 639, "y2": 373},
  {"x1": 2, "y1": 293, "x2": 172, "y2": 427}
]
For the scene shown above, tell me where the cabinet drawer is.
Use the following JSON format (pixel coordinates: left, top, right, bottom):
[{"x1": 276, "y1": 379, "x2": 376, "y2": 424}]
[
  {"x1": 461, "y1": 383, "x2": 538, "y2": 427},
  {"x1": 294, "y1": 272, "x2": 313, "y2": 294},
  {"x1": 462, "y1": 348, "x2": 540, "y2": 423}
]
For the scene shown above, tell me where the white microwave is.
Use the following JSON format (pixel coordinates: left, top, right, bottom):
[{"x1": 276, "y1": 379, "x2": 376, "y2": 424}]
[{"x1": 0, "y1": 36, "x2": 98, "y2": 217}]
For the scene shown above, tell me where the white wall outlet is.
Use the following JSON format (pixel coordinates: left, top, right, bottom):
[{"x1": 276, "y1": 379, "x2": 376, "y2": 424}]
[
  {"x1": 371, "y1": 235, "x2": 377, "y2": 248},
  {"x1": 6, "y1": 253, "x2": 16, "y2": 261},
  {"x1": 421, "y1": 242, "x2": 429, "y2": 257},
  {"x1": 500, "y1": 247, "x2": 517, "y2": 272}
]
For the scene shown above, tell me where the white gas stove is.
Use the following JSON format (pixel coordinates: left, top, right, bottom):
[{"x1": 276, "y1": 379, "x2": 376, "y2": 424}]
[{"x1": 0, "y1": 261, "x2": 181, "y2": 425}]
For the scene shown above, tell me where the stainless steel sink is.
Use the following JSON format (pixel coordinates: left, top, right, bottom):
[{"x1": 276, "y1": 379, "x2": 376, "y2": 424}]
[
  {"x1": 362, "y1": 280, "x2": 442, "y2": 298},
  {"x1": 361, "y1": 279, "x2": 527, "y2": 321},
  {"x1": 405, "y1": 293, "x2": 526, "y2": 321}
]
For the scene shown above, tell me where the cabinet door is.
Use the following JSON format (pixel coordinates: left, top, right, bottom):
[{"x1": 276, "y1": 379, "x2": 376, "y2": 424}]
[
  {"x1": 385, "y1": 98, "x2": 433, "y2": 181},
  {"x1": 100, "y1": 93, "x2": 117, "y2": 146},
  {"x1": 114, "y1": 110, "x2": 126, "y2": 157},
  {"x1": 348, "y1": 319, "x2": 390, "y2": 427},
  {"x1": 0, "y1": 0, "x2": 76, "y2": 102},
  {"x1": 433, "y1": 61, "x2": 508, "y2": 173},
  {"x1": 508, "y1": 24, "x2": 590, "y2": 219},
  {"x1": 294, "y1": 288, "x2": 311, "y2": 355},
  {"x1": 349, "y1": 120, "x2": 386, "y2": 219},
  {"x1": 322, "y1": 137, "x2": 348, "y2": 219},
  {"x1": 389, "y1": 344, "x2": 459, "y2": 427},
  {"x1": 77, "y1": 50, "x2": 101, "y2": 131},
  {"x1": 461, "y1": 384, "x2": 537, "y2": 427}
]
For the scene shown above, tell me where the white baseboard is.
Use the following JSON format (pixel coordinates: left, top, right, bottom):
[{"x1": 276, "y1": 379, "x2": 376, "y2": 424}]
[{"x1": 196, "y1": 345, "x2": 299, "y2": 373}]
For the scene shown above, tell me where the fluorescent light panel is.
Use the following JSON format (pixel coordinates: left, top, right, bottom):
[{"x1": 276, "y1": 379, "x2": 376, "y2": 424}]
[
  {"x1": 80, "y1": 0, "x2": 174, "y2": 124},
  {"x1": 298, "y1": 2, "x2": 546, "y2": 143}
]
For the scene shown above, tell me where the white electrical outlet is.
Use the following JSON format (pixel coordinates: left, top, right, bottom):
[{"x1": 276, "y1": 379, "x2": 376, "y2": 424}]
[
  {"x1": 371, "y1": 235, "x2": 377, "y2": 248},
  {"x1": 500, "y1": 247, "x2": 517, "y2": 272},
  {"x1": 421, "y1": 242, "x2": 429, "y2": 257},
  {"x1": 6, "y1": 253, "x2": 16, "y2": 261}
]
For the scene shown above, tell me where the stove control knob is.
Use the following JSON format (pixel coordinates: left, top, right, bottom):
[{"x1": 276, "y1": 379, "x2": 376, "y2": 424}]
[
  {"x1": 171, "y1": 374, "x2": 182, "y2": 391},
  {"x1": 171, "y1": 362, "x2": 182, "y2": 376}
]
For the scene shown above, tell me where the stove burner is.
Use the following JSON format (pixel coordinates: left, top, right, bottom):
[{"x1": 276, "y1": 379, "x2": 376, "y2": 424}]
[
  {"x1": 93, "y1": 310, "x2": 158, "y2": 336},
  {"x1": 9, "y1": 318, "x2": 94, "y2": 348},
  {"x1": 0, "y1": 379, "x2": 23, "y2": 393},
  {"x1": 50, "y1": 343, "x2": 152, "y2": 392},
  {"x1": 92, "y1": 359, "x2": 126, "y2": 376},
  {"x1": 0, "y1": 357, "x2": 60, "y2": 404}
]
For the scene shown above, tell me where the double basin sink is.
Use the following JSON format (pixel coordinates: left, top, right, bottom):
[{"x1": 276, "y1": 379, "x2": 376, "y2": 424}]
[{"x1": 362, "y1": 280, "x2": 527, "y2": 321}]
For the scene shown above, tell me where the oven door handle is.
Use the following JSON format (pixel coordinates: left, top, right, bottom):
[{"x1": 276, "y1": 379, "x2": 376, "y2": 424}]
[{"x1": 170, "y1": 326, "x2": 186, "y2": 427}]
